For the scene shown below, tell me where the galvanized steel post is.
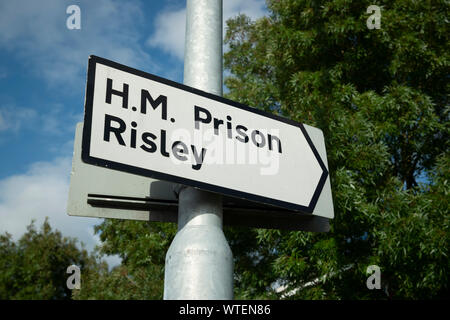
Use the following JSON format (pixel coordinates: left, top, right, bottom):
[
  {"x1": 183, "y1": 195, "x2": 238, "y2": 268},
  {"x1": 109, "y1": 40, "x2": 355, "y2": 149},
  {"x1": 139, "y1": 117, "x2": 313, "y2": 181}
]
[{"x1": 163, "y1": 0, "x2": 234, "y2": 300}]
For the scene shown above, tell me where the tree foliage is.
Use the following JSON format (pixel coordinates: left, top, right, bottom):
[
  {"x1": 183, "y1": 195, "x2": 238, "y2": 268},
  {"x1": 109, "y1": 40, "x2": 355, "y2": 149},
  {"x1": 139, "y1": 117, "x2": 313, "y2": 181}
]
[
  {"x1": 73, "y1": 220, "x2": 176, "y2": 299},
  {"x1": 0, "y1": 218, "x2": 96, "y2": 299},
  {"x1": 222, "y1": 0, "x2": 449, "y2": 299}
]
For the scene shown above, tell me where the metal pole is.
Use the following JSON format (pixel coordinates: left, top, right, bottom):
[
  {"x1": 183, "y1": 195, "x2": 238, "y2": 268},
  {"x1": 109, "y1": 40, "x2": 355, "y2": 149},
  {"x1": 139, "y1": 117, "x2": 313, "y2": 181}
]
[{"x1": 163, "y1": 0, "x2": 234, "y2": 300}]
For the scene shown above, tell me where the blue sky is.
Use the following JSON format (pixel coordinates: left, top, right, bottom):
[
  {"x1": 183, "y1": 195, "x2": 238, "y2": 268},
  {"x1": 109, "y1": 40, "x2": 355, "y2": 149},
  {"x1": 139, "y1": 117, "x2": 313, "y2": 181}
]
[{"x1": 0, "y1": 0, "x2": 267, "y2": 266}]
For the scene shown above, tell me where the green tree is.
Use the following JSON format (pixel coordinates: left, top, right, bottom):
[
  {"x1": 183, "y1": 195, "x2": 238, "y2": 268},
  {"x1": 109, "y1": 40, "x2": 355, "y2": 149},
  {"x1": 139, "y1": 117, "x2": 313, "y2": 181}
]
[
  {"x1": 0, "y1": 218, "x2": 97, "y2": 299},
  {"x1": 74, "y1": 220, "x2": 176, "y2": 299},
  {"x1": 223, "y1": 0, "x2": 449, "y2": 299}
]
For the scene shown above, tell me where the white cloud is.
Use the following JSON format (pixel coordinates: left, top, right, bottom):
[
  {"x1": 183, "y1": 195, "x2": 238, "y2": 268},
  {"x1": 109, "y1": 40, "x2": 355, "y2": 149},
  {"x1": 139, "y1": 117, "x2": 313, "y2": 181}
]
[
  {"x1": 0, "y1": 106, "x2": 37, "y2": 132},
  {"x1": 39, "y1": 103, "x2": 83, "y2": 135},
  {"x1": 0, "y1": 156, "x2": 90, "y2": 243},
  {"x1": 147, "y1": 0, "x2": 267, "y2": 60},
  {"x1": 0, "y1": 0, "x2": 157, "y2": 87},
  {"x1": 0, "y1": 155, "x2": 120, "y2": 267},
  {"x1": 148, "y1": 8, "x2": 186, "y2": 61},
  {"x1": 0, "y1": 103, "x2": 82, "y2": 136}
]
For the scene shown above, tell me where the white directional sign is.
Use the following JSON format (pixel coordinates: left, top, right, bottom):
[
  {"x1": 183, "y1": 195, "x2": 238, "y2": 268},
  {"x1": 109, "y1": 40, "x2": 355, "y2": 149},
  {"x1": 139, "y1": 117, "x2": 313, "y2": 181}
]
[{"x1": 82, "y1": 56, "x2": 331, "y2": 217}]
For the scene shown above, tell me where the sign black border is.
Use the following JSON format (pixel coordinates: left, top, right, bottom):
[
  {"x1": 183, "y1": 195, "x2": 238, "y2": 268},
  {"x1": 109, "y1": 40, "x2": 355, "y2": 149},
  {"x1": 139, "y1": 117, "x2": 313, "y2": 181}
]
[{"x1": 82, "y1": 55, "x2": 328, "y2": 214}]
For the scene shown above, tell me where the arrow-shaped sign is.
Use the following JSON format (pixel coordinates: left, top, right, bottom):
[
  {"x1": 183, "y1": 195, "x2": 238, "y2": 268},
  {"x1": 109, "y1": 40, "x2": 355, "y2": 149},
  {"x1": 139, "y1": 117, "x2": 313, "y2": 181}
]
[{"x1": 82, "y1": 56, "x2": 329, "y2": 215}]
